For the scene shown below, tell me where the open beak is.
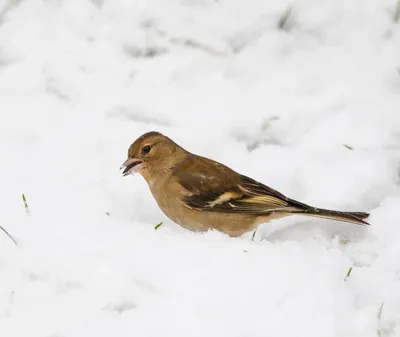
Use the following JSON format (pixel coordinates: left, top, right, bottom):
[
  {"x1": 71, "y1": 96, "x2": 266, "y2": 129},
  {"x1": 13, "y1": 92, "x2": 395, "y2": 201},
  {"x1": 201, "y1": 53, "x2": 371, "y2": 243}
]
[{"x1": 120, "y1": 158, "x2": 143, "y2": 176}]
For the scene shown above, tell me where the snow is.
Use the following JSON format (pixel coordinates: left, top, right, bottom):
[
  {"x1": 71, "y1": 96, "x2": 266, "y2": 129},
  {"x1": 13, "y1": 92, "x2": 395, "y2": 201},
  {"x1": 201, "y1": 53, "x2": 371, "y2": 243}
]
[{"x1": 0, "y1": 0, "x2": 400, "y2": 336}]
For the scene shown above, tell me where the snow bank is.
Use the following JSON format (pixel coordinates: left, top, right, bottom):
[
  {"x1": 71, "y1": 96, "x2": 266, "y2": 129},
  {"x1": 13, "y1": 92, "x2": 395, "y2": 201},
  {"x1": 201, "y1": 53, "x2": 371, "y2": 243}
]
[{"x1": 0, "y1": 0, "x2": 399, "y2": 336}]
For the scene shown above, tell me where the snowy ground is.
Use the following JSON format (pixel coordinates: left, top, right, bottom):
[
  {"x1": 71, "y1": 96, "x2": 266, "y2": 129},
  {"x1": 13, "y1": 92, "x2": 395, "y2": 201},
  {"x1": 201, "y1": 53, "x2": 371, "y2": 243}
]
[{"x1": 0, "y1": 0, "x2": 400, "y2": 336}]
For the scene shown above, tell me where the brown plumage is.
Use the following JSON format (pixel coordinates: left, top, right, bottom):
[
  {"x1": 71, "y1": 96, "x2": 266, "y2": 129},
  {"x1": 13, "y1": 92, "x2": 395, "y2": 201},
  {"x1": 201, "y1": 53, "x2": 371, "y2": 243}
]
[{"x1": 121, "y1": 131, "x2": 370, "y2": 237}]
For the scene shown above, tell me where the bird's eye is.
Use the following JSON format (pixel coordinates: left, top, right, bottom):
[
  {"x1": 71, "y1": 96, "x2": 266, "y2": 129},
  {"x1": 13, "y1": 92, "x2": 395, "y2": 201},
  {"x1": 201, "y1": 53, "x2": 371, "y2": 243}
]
[{"x1": 142, "y1": 145, "x2": 151, "y2": 154}]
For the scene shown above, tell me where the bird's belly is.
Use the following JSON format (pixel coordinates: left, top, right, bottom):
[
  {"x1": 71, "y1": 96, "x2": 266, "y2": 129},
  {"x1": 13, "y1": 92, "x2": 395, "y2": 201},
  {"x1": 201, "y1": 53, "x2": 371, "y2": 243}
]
[
  {"x1": 155, "y1": 197, "x2": 212, "y2": 233},
  {"x1": 157, "y1": 199, "x2": 260, "y2": 237},
  {"x1": 149, "y1": 181, "x2": 269, "y2": 237},
  {"x1": 194, "y1": 212, "x2": 259, "y2": 236}
]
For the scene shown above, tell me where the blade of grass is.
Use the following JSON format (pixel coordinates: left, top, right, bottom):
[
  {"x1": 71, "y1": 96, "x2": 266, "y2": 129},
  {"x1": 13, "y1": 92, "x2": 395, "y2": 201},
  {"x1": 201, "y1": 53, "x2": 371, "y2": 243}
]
[
  {"x1": 377, "y1": 302, "x2": 384, "y2": 337},
  {"x1": 394, "y1": 0, "x2": 400, "y2": 23},
  {"x1": 344, "y1": 267, "x2": 353, "y2": 281},
  {"x1": 22, "y1": 193, "x2": 30, "y2": 215},
  {"x1": 154, "y1": 221, "x2": 163, "y2": 230},
  {"x1": 0, "y1": 225, "x2": 17, "y2": 245},
  {"x1": 251, "y1": 229, "x2": 257, "y2": 241},
  {"x1": 343, "y1": 144, "x2": 354, "y2": 150},
  {"x1": 278, "y1": 7, "x2": 293, "y2": 31}
]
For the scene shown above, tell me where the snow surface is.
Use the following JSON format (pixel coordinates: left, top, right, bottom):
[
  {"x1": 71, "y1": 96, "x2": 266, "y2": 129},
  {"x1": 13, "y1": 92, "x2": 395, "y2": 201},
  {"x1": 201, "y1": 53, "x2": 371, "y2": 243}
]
[{"x1": 0, "y1": 0, "x2": 400, "y2": 336}]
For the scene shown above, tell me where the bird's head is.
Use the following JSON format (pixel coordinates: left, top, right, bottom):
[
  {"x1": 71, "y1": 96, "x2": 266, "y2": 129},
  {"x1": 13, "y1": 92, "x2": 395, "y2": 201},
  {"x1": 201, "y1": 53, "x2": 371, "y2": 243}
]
[{"x1": 121, "y1": 131, "x2": 185, "y2": 179}]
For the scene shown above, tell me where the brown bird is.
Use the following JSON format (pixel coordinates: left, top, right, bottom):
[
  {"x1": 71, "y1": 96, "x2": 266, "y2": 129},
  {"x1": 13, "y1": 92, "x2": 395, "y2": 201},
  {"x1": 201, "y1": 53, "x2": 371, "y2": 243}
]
[{"x1": 121, "y1": 131, "x2": 370, "y2": 237}]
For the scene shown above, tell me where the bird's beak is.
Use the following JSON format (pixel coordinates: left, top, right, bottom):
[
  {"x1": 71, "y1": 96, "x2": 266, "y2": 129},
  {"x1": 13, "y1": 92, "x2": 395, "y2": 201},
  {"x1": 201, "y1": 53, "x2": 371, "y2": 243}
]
[{"x1": 120, "y1": 158, "x2": 143, "y2": 176}]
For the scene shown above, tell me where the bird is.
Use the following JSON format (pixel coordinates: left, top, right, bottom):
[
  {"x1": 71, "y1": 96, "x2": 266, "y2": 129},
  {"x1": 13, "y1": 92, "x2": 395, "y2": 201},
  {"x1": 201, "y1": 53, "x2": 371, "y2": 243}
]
[{"x1": 120, "y1": 131, "x2": 370, "y2": 237}]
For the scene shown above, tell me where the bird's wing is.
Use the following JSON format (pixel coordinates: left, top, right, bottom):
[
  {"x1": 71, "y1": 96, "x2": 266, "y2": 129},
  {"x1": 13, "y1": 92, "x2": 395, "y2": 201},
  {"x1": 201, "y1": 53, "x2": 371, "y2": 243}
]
[{"x1": 174, "y1": 156, "x2": 307, "y2": 215}]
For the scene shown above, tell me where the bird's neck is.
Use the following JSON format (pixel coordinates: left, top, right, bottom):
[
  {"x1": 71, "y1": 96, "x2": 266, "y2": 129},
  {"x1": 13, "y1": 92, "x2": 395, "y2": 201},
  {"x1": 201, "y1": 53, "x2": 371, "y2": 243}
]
[
  {"x1": 141, "y1": 150, "x2": 189, "y2": 188},
  {"x1": 140, "y1": 166, "x2": 171, "y2": 189}
]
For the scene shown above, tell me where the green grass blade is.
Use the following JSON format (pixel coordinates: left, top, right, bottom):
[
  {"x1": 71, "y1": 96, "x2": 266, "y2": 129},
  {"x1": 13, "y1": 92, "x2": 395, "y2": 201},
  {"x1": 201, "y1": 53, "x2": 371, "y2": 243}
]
[
  {"x1": 22, "y1": 193, "x2": 30, "y2": 215},
  {"x1": 344, "y1": 266, "x2": 353, "y2": 281},
  {"x1": 154, "y1": 221, "x2": 163, "y2": 230}
]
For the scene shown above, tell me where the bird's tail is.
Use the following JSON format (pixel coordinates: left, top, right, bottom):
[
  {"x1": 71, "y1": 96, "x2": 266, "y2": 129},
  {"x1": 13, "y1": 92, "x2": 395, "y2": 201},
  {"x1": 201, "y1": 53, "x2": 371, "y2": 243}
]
[{"x1": 292, "y1": 207, "x2": 370, "y2": 226}]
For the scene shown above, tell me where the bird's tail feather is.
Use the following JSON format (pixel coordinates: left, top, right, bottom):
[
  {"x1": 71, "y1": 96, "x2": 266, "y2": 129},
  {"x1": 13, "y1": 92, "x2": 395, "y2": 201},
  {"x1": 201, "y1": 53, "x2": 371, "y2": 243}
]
[{"x1": 291, "y1": 207, "x2": 370, "y2": 226}]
